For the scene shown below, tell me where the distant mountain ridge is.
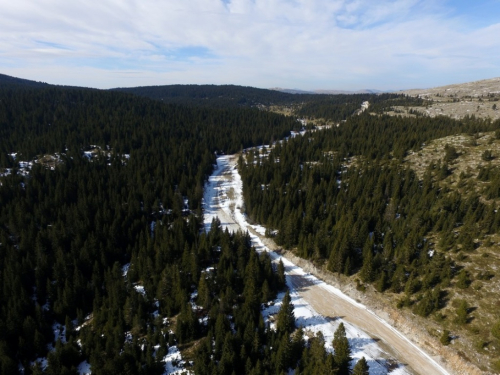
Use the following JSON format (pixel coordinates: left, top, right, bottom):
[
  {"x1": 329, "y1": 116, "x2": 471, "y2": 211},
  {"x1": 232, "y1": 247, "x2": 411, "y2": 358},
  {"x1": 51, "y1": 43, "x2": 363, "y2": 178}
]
[
  {"x1": 111, "y1": 84, "x2": 323, "y2": 108},
  {"x1": 270, "y1": 87, "x2": 386, "y2": 95},
  {"x1": 315, "y1": 88, "x2": 385, "y2": 94},
  {"x1": 0, "y1": 73, "x2": 385, "y2": 98},
  {"x1": 0, "y1": 73, "x2": 319, "y2": 108},
  {"x1": 400, "y1": 76, "x2": 500, "y2": 98},
  {"x1": 397, "y1": 77, "x2": 500, "y2": 120}
]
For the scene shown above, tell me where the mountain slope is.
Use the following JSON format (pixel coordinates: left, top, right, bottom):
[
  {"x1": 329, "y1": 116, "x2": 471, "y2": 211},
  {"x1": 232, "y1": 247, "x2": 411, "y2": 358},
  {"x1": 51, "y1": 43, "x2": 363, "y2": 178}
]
[
  {"x1": 395, "y1": 77, "x2": 500, "y2": 120},
  {"x1": 111, "y1": 84, "x2": 319, "y2": 108}
]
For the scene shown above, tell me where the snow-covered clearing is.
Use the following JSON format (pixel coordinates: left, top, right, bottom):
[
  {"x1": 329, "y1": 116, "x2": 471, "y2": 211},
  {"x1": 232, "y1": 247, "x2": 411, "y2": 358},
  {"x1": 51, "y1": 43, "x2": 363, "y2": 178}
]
[{"x1": 202, "y1": 150, "x2": 450, "y2": 375}]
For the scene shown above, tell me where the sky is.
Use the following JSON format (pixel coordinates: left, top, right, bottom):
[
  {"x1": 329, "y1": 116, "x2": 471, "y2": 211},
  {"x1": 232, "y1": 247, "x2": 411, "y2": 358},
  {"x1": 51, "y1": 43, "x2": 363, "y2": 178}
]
[{"x1": 1, "y1": 0, "x2": 499, "y2": 91}]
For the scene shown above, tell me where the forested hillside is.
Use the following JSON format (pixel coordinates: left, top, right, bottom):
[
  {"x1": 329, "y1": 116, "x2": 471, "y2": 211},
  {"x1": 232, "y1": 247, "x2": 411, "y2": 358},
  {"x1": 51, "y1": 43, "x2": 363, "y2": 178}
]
[
  {"x1": 3, "y1": 74, "x2": 499, "y2": 373},
  {"x1": 0, "y1": 74, "x2": 50, "y2": 89},
  {"x1": 0, "y1": 84, "x2": 301, "y2": 374},
  {"x1": 295, "y1": 93, "x2": 426, "y2": 122},
  {"x1": 112, "y1": 85, "x2": 427, "y2": 122},
  {"x1": 112, "y1": 84, "x2": 316, "y2": 108},
  {"x1": 240, "y1": 112, "x2": 500, "y2": 371}
]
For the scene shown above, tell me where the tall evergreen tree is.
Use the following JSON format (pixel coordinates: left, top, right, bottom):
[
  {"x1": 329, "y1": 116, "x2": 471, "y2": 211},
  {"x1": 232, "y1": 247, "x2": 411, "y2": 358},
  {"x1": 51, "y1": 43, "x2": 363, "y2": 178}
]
[
  {"x1": 352, "y1": 357, "x2": 369, "y2": 375},
  {"x1": 277, "y1": 290, "x2": 295, "y2": 336},
  {"x1": 332, "y1": 323, "x2": 352, "y2": 375}
]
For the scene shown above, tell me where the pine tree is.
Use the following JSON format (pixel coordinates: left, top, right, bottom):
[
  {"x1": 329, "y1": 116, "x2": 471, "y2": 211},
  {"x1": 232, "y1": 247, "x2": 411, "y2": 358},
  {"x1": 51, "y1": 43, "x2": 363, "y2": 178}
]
[
  {"x1": 440, "y1": 330, "x2": 451, "y2": 345},
  {"x1": 277, "y1": 290, "x2": 295, "y2": 336},
  {"x1": 491, "y1": 320, "x2": 500, "y2": 340},
  {"x1": 443, "y1": 144, "x2": 458, "y2": 162},
  {"x1": 332, "y1": 323, "x2": 352, "y2": 375},
  {"x1": 359, "y1": 242, "x2": 374, "y2": 283},
  {"x1": 455, "y1": 300, "x2": 469, "y2": 325},
  {"x1": 301, "y1": 332, "x2": 327, "y2": 374},
  {"x1": 275, "y1": 334, "x2": 292, "y2": 373},
  {"x1": 456, "y1": 269, "x2": 470, "y2": 289},
  {"x1": 343, "y1": 256, "x2": 352, "y2": 276},
  {"x1": 261, "y1": 279, "x2": 272, "y2": 303},
  {"x1": 291, "y1": 327, "x2": 305, "y2": 366},
  {"x1": 482, "y1": 149, "x2": 493, "y2": 161},
  {"x1": 197, "y1": 274, "x2": 211, "y2": 309},
  {"x1": 219, "y1": 333, "x2": 235, "y2": 375},
  {"x1": 352, "y1": 357, "x2": 369, "y2": 375},
  {"x1": 277, "y1": 259, "x2": 286, "y2": 290},
  {"x1": 175, "y1": 303, "x2": 199, "y2": 344},
  {"x1": 375, "y1": 271, "x2": 387, "y2": 292}
]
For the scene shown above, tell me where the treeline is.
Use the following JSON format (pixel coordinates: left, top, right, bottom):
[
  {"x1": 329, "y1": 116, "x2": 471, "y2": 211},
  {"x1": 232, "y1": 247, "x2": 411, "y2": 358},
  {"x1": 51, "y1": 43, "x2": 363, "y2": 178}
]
[
  {"x1": 0, "y1": 87, "x2": 298, "y2": 161},
  {"x1": 112, "y1": 84, "x2": 319, "y2": 108},
  {"x1": 240, "y1": 113, "x2": 500, "y2": 318},
  {"x1": 296, "y1": 93, "x2": 427, "y2": 122},
  {"x1": 294, "y1": 113, "x2": 496, "y2": 160},
  {"x1": 0, "y1": 84, "x2": 299, "y2": 374},
  {"x1": 367, "y1": 94, "x2": 427, "y2": 113},
  {"x1": 114, "y1": 85, "x2": 428, "y2": 123}
]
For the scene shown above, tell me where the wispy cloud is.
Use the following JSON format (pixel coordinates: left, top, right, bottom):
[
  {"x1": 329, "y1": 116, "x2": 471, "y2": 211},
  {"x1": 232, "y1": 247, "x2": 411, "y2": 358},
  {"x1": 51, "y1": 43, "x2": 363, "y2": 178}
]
[{"x1": 0, "y1": 0, "x2": 499, "y2": 90}]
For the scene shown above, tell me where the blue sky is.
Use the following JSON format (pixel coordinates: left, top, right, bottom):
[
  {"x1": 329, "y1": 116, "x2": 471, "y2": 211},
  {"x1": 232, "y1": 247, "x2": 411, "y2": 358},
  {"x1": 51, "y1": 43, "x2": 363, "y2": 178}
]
[{"x1": 0, "y1": 0, "x2": 499, "y2": 90}]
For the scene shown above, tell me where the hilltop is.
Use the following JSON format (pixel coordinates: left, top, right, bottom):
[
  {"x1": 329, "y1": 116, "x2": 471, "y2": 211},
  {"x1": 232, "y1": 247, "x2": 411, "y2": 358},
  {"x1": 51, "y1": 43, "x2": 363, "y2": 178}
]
[{"x1": 396, "y1": 77, "x2": 500, "y2": 120}]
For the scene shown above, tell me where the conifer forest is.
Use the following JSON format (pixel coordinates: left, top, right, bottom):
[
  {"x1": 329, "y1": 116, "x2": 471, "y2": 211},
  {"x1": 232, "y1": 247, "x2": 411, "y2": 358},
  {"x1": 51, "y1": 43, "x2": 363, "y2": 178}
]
[{"x1": 2, "y1": 75, "x2": 500, "y2": 374}]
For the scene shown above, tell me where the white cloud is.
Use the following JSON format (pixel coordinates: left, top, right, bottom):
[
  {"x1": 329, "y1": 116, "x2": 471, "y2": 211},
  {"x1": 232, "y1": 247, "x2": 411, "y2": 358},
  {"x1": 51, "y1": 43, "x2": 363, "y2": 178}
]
[{"x1": 0, "y1": 0, "x2": 499, "y2": 89}]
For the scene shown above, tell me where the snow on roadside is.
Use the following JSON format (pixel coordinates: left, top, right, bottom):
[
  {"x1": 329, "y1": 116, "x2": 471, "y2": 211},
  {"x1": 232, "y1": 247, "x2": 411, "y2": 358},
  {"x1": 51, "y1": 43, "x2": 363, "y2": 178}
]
[
  {"x1": 262, "y1": 289, "x2": 403, "y2": 375},
  {"x1": 202, "y1": 156, "x2": 233, "y2": 233}
]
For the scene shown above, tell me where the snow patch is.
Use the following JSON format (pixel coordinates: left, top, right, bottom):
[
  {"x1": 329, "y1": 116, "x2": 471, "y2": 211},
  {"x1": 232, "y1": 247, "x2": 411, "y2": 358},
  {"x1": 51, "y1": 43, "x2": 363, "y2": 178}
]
[
  {"x1": 134, "y1": 285, "x2": 146, "y2": 296},
  {"x1": 163, "y1": 345, "x2": 192, "y2": 375},
  {"x1": 52, "y1": 322, "x2": 67, "y2": 345},
  {"x1": 77, "y1": 360, "x2": 91, "y2": 375},
  {"x1": 75, "y1": 314, "x2": 92, "y2": 332},
  {"x1": 122, "y1": 263, "x2": 130, "y2": 277}
]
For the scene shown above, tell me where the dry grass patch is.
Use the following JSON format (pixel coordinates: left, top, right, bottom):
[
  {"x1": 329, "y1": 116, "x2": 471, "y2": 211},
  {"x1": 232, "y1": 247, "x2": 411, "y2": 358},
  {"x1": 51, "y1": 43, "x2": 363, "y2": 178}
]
[
  {"x1": 403, "y1": 129, "x2": 500, "y2": 371},
  {"x1": 36, "y1": 154, "x2": 63, "y2": 169},
  {"x1": 398, "y1": 77, "x2": 500, "y2": 120},
  {"x1": 427, "y1": 231, "x2": 500, "y2": 371},
  {"x1": 405, "y1": 131, "x2": 500, "y2": 196},
  {"x1": 267, "y1": 105, "x2": 296, "y2": 116}
]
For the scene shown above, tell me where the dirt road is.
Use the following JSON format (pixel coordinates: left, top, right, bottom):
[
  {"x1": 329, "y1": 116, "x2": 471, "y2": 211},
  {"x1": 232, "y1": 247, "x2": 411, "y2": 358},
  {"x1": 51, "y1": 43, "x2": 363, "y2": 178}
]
[
  {"x1": 205, "y1": 155, "x2": 450, "y2": 375},
  {"x1": 286, "y1": 270, "x2": 445, "y2": 374}
]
